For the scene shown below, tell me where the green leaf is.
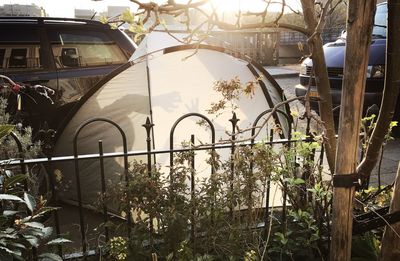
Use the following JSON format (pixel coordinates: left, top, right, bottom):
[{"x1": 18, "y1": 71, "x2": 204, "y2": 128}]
[
  {"x1": 23, "y1": 235, "x2": 39, "y2": 248},
  {"x1": 0, "y1": 246, "x2": 21, "y2": 257},
  {"x1": 4, "y1": 174, "x2": 27, "y2": 189},
  {"x1": 24, "y1": 192, "x2": 36, "y2": 212},
  {"x1": 0, "y1": 194, "x2": 23, "y2": 202},
  {"x1": 0, "y1": 125, "x2": 14, "y2": 140},
  {"x1": 24, "y1": 222, "x2": 44, "y2": 229},
  {"x1": 41, "y1": 227, "x2": 53, "y2": 239},
  {"x1": 38, "y1": 253, "x2": 63, "y2": 261},
  {"x1": 293, "y1": 178, "x2": 305, "y2": 185},
  {"x1": 121, "y1": 9, "x2": 134, "y2": 24},
  {"x1": 46, "y1": 238, "x2": 72, "y2": 245},
  {"x1": 9, "y1": 242, "x2": 26, "y2": 250},
  {"x1": 3, "y1": 210, "x2": 20, "y2": 217}
]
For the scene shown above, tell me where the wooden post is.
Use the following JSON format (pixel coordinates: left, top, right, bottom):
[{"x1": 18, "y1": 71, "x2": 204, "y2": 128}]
[
  {"x1": 330, "y1": 1, "x2": 377, "y2": 261},
  {"x1": 380, "y1": 163, "x2": 400, "y2": 260}
]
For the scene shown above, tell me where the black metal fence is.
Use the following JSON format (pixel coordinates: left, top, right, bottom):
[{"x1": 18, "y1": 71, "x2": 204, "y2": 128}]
[{"x1": 1, "y1": 109, "x2": 391, "y2": 260}]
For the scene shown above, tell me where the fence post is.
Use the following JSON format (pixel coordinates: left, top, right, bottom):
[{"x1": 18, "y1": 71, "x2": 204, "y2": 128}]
[
  {"x1": 190, "y1": 134, "x2": 196, "y2": 256},
  {"x1": 142, "y1": 117, "x2": 155, "y2": 249},
  {"x1": 98, "y1": 140, "x2": 109, "y2": 242},
  {"x1": 229, "y1": 113, "x2": 239, "y2": 219},
  {"x1": 37, "y1": 123, "x2": 63, "y2": 257}
]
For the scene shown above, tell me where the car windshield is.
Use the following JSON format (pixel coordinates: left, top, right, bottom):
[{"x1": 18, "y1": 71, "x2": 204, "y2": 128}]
[{"x1": 372, "y1": 4, "x2": 387, "y2": 38}]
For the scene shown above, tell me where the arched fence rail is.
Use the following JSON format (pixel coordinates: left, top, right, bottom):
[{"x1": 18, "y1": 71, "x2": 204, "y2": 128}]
[{"x1": 0, "y1": 109, "x2": 394, "y2": 260}]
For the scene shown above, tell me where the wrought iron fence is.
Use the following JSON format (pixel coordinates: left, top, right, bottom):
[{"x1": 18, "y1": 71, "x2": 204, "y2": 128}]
[{"x1": 1, "y1": 108, "x2": 392, "y2": 260}]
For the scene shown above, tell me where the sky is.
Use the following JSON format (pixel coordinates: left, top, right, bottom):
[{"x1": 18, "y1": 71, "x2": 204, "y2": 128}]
[{"x1": 3, "y1": 0, "x2": 302, "y2": 18}]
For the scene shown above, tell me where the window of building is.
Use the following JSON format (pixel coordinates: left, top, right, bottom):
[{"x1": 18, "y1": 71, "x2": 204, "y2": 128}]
[
  {"x1": 0, "y1": 27, "x2": 43, "y2": 71},
  {"x1": 9, "y1": 48, "x2": 27, "y2": 68}
]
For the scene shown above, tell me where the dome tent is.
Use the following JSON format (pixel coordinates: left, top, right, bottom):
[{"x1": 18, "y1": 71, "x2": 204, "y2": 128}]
[{"x1": 53, "y1": 31, "x2": 291, "y2": 209}]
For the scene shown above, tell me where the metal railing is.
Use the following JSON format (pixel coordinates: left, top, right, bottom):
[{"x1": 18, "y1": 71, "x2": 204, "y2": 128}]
[
  {"x1": 2, "y1": 108, "x2": 391, "y2": 259},
  {"x1": 0, "y1": 109, "x2": 320, "y2": 258}
]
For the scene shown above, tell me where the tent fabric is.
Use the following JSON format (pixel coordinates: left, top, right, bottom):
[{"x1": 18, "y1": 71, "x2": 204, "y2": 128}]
[{"x1": 54, "y1": 33, "x2": 291, "y2": 210}]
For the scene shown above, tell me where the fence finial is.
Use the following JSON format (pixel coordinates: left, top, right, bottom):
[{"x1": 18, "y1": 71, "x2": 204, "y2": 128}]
[
  {"x1": 142, "y1": 117, "x2": 154, "y2": 138},
  {"x1": 37, "y1": 121, "x2": 56, "y2": 157},
  {"x1": 229, "y1": 112, "x2": 240, "y2": 130}
]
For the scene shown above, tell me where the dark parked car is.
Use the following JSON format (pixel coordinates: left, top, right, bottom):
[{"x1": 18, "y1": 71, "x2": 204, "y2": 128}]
[
  {"x1": 0, "y1": 17, "x2": 136, "y2": 132},
  {"x1": 296, "y1": 1, "x2": 399, "y2": 133}
]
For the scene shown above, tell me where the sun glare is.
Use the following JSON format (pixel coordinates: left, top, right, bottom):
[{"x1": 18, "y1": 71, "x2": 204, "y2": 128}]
[
  {"x1": 209, "y1": 0, "x2": 265, "y2": 12},
  {"x1": 206, "y1": 0, "x2": 300, "y2": 13}
]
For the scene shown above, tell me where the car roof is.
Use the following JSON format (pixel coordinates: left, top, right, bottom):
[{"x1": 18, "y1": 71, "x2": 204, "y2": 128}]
[{"x1": 0, "y1": 16, "x2": 107, "y2": 27}]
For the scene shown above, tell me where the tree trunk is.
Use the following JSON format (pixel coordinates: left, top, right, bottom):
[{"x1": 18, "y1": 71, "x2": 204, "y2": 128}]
[
  {"x1": 357, "y1": 0, "x2": 400, "y2": 184},
  {"x1": 300, "y1": 0, "x2": 337, "y2": 173},
  {"x1": 330, "y1": 1, "x2": 376, "y2": 261},
  {"x1": 380, "y1": 163, "x2": 400, "y2": 261},
  {"x1": 311, "y1": 36, "x2": 337, "y2": 172}
]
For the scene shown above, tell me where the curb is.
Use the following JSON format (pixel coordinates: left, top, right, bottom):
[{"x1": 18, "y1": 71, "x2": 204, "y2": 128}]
[{"x1": 270, "y1": 72, "x2": 299, "y2": 78}]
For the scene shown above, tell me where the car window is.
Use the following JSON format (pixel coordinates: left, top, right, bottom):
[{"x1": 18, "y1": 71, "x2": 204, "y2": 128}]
[
  {"x1": 0, "y1": 27, "x2": 43, "y2": 72},
  {"x1": 372, "y1": 4, "x2": 387, "y2": 38},
  {"x1": 0, "y1": 49, "x2": 5, "y2": 68},
  {"x1": 48, "y1": 29, "x2": 126, "y2": 69}
]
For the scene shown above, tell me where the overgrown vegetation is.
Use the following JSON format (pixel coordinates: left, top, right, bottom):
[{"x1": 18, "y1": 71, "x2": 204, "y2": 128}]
[
  {"x1": 0, "y1": 97, "x2": 69, "y2": 260},
  {"x1": 84, "y1": 107, "x2": 337, "y2": 261}
]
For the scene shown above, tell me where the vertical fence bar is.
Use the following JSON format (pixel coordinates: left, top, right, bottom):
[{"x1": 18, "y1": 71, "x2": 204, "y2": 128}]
[
  {"x1": 229, "y1": 113, "x2": 239, "y2": 219},
  {"x1": 73, "y1": 142, "x2": 87, "y2": 254},
  {"x1": 319, "y1": 144, "x2": 325, "y2": 167},
  {"x1": 190, "y1": 134, "x2": 196, "y2": 256},
  {"x1": 121, "y1": 128, "x2": 131, "y2": 241},
  {"x1": 73, "y1": 118, "x2": 130, "y2": 254},
  {"x1": 10, "y1": 132, "x2": 28, "y2": 191},
  {"x1": 98, "y1": 140, "x2": 109, "y2": 242},
  {"x1": 45, "y1": 153, "x2": 63, "y2": 257},
  {"x1": 250, "y1": 109, "x2": 292, "y2": 238},
  {"x1": 169, "y1": 113, "x2": 215, "y2": 222},
  {"x1": 377, "y1": 147, "x2": 384, "y2": 189},
  {"x1": 304, "y1": 118, "x2": 314, "y2": 204},
  {"x1": 143, "y1": 117, "x2": 154, "y2": 248},
  {"x1": 10, "y1": 132, "x2": 40, "y2": 260},
  {"x1": 281, "y1": 145, "x2": 288, "y2": 232},
  {"x1": 36, "y1": 125, "x2": 63, "y2": 257},
  {"x1": 169, "y1": 113, "x2": 215, "y2": 259},
  {"x1": 264, "y1": 129, "x2": 274, "y2": 237}
]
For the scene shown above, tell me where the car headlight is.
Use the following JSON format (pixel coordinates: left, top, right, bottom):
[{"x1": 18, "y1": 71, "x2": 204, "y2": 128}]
[
  {"x1": 367, "y1": 65, "x2": 385, "y2": 78},
  {"x1": 300, "y1": 63, "x2": 308, "y2": 75}
]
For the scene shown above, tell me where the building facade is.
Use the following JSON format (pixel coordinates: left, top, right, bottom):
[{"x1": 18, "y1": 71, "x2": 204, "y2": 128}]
[{"x1": 0, "y1": 4, "x2": 45, "y2": 17}]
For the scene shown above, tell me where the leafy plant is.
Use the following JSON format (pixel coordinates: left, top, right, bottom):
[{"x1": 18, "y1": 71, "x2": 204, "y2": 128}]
[
  {"x1": 0, "y1": 157, "x2": 70, "y2": 260},
  {"x1": 0, "y1": 97, "x2": 69, "y2": 260},
  {"x1": 96, "y1": 131, "x2": 332, "y2": 260}
]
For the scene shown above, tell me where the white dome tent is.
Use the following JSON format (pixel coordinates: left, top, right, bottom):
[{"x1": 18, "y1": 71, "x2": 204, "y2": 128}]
[{"x1": 53, "y1": 31, "x2": 291, "y2": 209}]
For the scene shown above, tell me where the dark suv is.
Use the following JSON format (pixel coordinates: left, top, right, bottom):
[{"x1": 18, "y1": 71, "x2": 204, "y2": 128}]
[
  {"x1": 295, "y1": 2, "x2": 399, "y2": 118},
  {"x1": 0, "y1": 17, "x2": 136, "y2": 131},
  {"x1": 295, "y1": 3, "x2": 400, "y2": 136}
]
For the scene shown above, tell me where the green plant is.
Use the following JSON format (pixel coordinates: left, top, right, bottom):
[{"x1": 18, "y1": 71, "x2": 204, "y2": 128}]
[
  {"x1": 96, "y1": 132, "x2": 332, "y2": 260},
  {"x1": 0, "y1": 98, "x2": 69, "y2": 260},
  {"x1": 0, "y1": 150, "x2": 68, "y2": 260}
]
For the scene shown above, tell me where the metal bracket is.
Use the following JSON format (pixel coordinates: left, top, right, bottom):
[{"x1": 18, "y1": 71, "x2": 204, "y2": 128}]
[{"x1": 332, "y1": 173, "x2": 359, "y2": 188}]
